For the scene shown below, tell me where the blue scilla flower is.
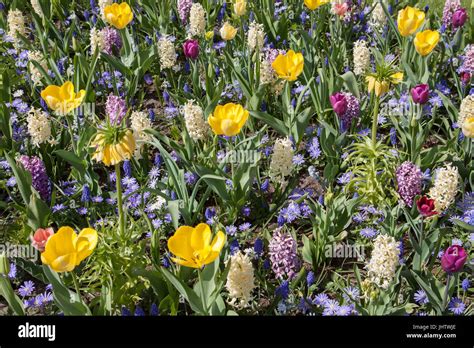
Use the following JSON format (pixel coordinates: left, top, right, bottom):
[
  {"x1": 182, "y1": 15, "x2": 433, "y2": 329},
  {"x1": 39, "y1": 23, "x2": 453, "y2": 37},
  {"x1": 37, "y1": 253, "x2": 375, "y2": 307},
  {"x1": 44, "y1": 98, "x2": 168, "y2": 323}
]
[
  {"x1": 123, "y1": 160, "x2": 132, "y2": 178},
  {"x1": 254, "y1": 238, "x2": 264, "y2": 257},
  {"x1": 150, "y1": 303, "x2": 159, "y2": 316},
  {"x1": 306, "y1": 271, "x2": 315, "y2": 286},
  {"x1": 81, "y1": 184, "x2": 91, "y2": 202},
  {"x1": 461, "y1": 278, "x2": 470, "y2": 291},
  {"x1": 275, "y1": 280, "x2": 290, "y2": 300}
]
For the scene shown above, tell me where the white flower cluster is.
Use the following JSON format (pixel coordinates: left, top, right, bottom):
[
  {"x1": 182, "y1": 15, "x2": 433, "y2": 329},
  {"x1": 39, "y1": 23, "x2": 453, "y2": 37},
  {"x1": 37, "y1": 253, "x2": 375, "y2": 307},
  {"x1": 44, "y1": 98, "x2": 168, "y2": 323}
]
[
  {"x1": 99, "y1": 0, "x2": 113, "y2": 20},
  {"x1": 27, "y1": 107, "x2": 51, "y2": 146},
  {"x1": 182, "y1": 100, "x2": 208, "y2": 140},
  {"x1": 370, "y1": 3, "x2": 386, "y2": 30},
  {"x1": 353, "y1": 40, "x2": 371, "y2": 76},
  {"x1": 28, "y1": 50, "x2": 48, "y2": 85},
  {"x1": 459, "y1": 95, "x2": 474, "y2": 126},
  {"x1": 7, "y1": 9, "x2": 27, "y2": 47},
  {"x1": 189, "y1": 3, "x2": 206, "y2": 37},
  {"x1": 158, "y1": 36, "x2": 177, "y2": 69},
  {"x1": 269, "y1": 137, "x2": 294, "y2": 184},
  {"x1": 247, "y1": 22, "x2": 265, "y2": 52},
  {"x1": 260, "y1": 59, "x2": 276, "y2": 85},
  {"x1": 130, "y1": 111, "x2": 152, "y2": 158},
  {"x1": 31, "y1": 0, "x2": 44, "y2": 16},
  {"x1": 428, "y1": 163, "x2": 459, "y2": 213},
  {"x1": 225, "y1": 251, "x2": 255, "y2": 308},
  {"x1": 366, "y1": 234, "x2": 400, "y2": 290},
  {"x1": 90, "y1": 27, "x2": 105, "y2": 55}
]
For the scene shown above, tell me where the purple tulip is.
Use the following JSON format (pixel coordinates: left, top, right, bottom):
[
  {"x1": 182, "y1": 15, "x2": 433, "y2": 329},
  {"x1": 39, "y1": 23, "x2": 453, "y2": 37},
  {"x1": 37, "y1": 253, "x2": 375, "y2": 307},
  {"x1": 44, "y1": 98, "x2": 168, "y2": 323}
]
[
  {"x1": 183, "y1": 39, "x2": 199, "y2": 60},
  {"x1": 411, "y1": 84, "x2": 430, "y2": 105},
  {"x1": 452, "y1": 8, "x2": 468, "y2": 29},
  {"x1": 441, "y1": 245, "x2": 468, "y2": 274},
  {"x1": 329, "y1": 92, "x2": 348, "y2": 116}
]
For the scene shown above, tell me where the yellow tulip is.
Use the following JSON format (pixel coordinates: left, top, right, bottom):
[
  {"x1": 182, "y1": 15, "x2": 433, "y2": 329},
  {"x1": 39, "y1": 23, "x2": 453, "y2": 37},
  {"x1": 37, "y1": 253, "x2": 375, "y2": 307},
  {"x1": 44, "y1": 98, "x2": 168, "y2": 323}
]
[
  {"x1": 234, "y1": 0, "x2": 247, "y2": 16},
  {"x1": 414, "y1": 30, "x2": 440, "y2": 56},
  {"x1": 271, "y1": 50, "x2": 304, "y2": 82},
  {"x1": 40, "y1": 81, "x2": 85, "y2": 115},
  {"x1": 205, "y1": 31, "x2": 214, "y2": 41},
  {"x1": 167, "y1": 223, "x2": 226, "y2": 269},
  {"x1": 304, "y1": 0, "x2": 329, "y2": 10},
  {"x1": 92, "y1": 129, "x2": 136, "y2": 166},
  {"x1": 462, "y1": 116, "x2": 474, "y2": 138},
  {"x1": 41, "y1": 226, "x2": 98, "y2": 273},
  {"x1": 104, "y1": 2, "x2": 133, "y2": 30},
  {"x1": 208, "y1": 103, "x2": 249, "y2": 136},
  {"x1": 220, "y1": 22, "x2": 238, "y2": 41},
  {"x1": 397, "y1": 6, "x2": 425, "y2": 37},
  {"x1": 390, "y1": 72, "x2": 404, "y2": 84}
]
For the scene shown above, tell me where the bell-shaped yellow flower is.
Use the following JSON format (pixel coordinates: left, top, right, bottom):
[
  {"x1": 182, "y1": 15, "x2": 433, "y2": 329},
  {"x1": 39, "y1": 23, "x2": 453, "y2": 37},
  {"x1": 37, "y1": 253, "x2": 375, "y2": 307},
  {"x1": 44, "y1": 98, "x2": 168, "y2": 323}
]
[
  {"x1": 462, "y1": 116, "x2": 474, "y2": 138},
  {"x1": 414, "y1": 30, "x2": 440, "y2": 56},
  {"x1": 168, "y1": 223, "x2": 226, "y2": 269},
  {"x1": 208, "y1": 103, "x2": 249, "y2": 136},
  {"x1": 91, "y1": 129, "x2": 136, "y2": 166},
  {"x1": 234, "y1": 0, "x2": 247, "y2": 16},
  {"x1": 397, "y1": 6, "x2": 425, "y2": 37},
  {"x1": 366, "y1": 72, "x2": 403, "y2": 97},
  {"x1": 40, "y1": 81, "x2": 85, "y2": 115},
  {"x1": 220, "y1": 22, "x2": 238, "y2": 41},
  {"x1": 304, "y1": 0, "x2": 329, "y2": 10},
  {"x1": 104, "y1": 2, "x2": 134, "y2": 30},
  {"x1": 271, "y1": 50, "x2": 304, "y2": 82},
  {"x1": 41, "y1": 226, "x2": 98, "y2": 273}
]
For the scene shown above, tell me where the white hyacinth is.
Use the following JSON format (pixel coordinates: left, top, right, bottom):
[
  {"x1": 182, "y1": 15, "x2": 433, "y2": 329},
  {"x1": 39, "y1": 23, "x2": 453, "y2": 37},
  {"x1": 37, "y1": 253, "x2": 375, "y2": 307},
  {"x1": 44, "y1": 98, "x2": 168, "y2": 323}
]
[
  {"x1": 182, "y1": 100, "x2": 208, "y2": 140},
  {"x1": 189, "y1": 3, "x2": 206, "y2": 37},
  {"x1": 7, "y1": 9, "x2": 27, "y2": 47},
  {"x1": 89, "y1": 27, "x2": 105, "y2": 55},
  {"x1": 247, "y1": 22, "x2": 265, "y2": 52},
  {"x1": 370, "y1": 3, "x2": 386, "y2": 30},
  {"x1": 130, "y1": 111, "x2": 152, "y2": 158},
  {"x1": 459, "y1": 95, "x2": 474, "y2": 126},
  {"x1": 428, "y1": 163, "x2": 459, "y2": 213},
  {"x1": 226, "y1": 251, "x2": 255, "y2": 308},
  {"x1": 353, "y1": 40, "x2": 371, "y2": 76},
  {"x1": 28, "y1": 50, "x2": 48, "y2": 85},
  {"x1": 98, "y1": 0, "x2": 113, "y2": 20},
  {"x1": 158, "y1": 36, "x2": 177, "y2": 69},
  {"x1": 31, "y1": 0, "x2": 44, "y2": 16},
  {"x1": 259, "y1": 59, "x2": 276, "y2": 85},
  {"x1": 366, "y1": 234, "x2": 400, "y2": 290},
  {"x1": 27, "y1": 107, "x2": 51, "y2": 146},
  {"x1": 269, "y1": 137, "x2": 294, "y2": 184}
]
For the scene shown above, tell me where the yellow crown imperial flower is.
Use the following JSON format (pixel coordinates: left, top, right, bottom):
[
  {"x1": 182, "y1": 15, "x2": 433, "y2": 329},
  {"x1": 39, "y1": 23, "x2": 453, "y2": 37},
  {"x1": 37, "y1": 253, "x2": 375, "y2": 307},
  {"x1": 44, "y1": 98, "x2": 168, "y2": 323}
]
[
  {"x1": 414, "y1": 30, "x2": 440, "y2": 56},
  {"x1": 304, "y1": 0, "x2": 330, "y2": 11},
  {"x1": 40, "y1": 81, "x2": 85, "y2": 116},
  {"x1": 397, "y1": 6, "x2": 425, "y2": 37},
  {"x1": 271, "y1": 50, "x2": 304, "y2": 82},
  {"x1": 208, "y1": 103, "x2": 249, "y2": 136},
  {"x1": 104, "y1": 2, "x2": 134, "y2": 30},
  {"x1": 91, "y1": 128, "x2": 136, "y2": 166},
  {"x1": 167, "y1": 223, "x2": 226, "y2": 268},
  {"x1": 41, "y1": 226, "x2": 98, "y2": 273},
  {"x1": 366, "y1": 72, "x2": 403, "y2": 97}
]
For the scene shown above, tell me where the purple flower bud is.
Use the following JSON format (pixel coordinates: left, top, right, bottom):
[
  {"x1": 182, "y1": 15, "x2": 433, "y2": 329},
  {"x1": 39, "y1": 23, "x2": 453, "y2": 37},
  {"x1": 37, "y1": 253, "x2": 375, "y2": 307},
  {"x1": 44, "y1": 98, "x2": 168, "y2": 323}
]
[
  {"x1": 411, "y1": 84, "x2": 430, "y2": 105},
  {"x1": 329, "y1": 92, "x2": 348, "y2": 116},
  {"x1": 441, "y1": 245, "x2": 468, "y2": 274},
  {"x1": 452, "y1": 8, "x2": 468, "y2": 29},
  {"x1": 183, "y1": 39, "x2": 199, "y2": 60}
]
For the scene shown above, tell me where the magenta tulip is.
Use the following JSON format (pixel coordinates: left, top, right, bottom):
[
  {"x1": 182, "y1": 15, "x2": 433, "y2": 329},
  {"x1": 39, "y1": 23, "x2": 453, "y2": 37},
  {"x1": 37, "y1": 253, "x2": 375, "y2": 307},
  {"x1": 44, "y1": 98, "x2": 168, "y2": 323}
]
[
  {"x1": 329, "y1": 92, "x2": 348, "y2": 116},
  {"x1": 452, "y1": 8, "x2": 468, "y2": 29},
  {"x1": 441, "y1": 245, "x2": 468, "y2": 273},
  {"x1": 183, "y1": 39, "x2": 199, "y2": 60},
  {"x1": 411, "y1": 84, "x2": 430, "y2": 105}
]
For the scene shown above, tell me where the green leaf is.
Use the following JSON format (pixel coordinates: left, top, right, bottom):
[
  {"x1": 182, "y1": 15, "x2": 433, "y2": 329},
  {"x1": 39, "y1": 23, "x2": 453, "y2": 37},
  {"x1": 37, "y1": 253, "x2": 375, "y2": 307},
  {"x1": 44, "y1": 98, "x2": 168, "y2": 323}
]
[{"x1": 0, "y1": 254, "x2": 25, "y2": 315}]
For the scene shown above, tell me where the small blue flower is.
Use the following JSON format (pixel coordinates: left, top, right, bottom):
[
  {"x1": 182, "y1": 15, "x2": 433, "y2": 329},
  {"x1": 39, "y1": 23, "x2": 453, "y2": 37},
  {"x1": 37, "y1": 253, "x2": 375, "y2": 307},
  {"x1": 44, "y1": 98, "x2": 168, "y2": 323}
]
[
  {"x1": 18, "y1": 280, "x2": 35, "y2": 297},
  {"x1": 448, "y1": 298, "x2": 465, "y2": 315},
  {"x1": 275, "y1": 280, "x2": 290, "y2": 300},
  {"x1": 414, "y1": 290, "x2": 429, "y2": 305}
]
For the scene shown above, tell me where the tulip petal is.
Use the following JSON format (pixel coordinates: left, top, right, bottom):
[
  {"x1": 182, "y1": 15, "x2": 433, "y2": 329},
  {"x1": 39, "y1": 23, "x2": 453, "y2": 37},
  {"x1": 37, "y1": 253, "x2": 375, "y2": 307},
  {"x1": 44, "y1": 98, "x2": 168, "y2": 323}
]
[
  {"x1": 191, "y1": 223, "x2": 212, "y2": 251},
  {"x1": 167, "y1": 226, "x2": 195, "y2": 262}
]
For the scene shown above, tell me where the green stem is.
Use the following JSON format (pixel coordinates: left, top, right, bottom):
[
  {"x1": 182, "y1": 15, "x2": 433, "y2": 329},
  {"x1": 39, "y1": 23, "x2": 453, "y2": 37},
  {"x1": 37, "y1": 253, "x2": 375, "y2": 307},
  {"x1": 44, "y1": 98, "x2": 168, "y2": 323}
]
[
  {"x1": 198, "y1": 268, "x2": 208, "y2": 315},
  {"x1": 115, "y1": 163, "x2": 125, "y2": 239},
  {"x1": 371, "y1": 95, "x2": 380, "y2": 146},
  {"x1": 65, "y1": 115, "x2": 77, "y2": 154},
  {"x1": 443, "y1": 273, "x2": 451, "y2": 311},
  {"x1": 418, "y1": 218, "x2": 424, "y2": 270},
  {"x1": 71, "y1": 272, "x2": 84, "y2": 305}
]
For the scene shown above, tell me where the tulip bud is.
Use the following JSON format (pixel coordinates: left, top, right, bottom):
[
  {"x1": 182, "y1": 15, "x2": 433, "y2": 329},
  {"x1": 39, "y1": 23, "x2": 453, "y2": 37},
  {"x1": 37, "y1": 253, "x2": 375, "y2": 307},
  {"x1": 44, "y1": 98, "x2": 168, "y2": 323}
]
[
  {"x1": 416, "y1": 196, "x2": 437, "y2": 217},
  {"x1": 31, "y1": 227, "x2": 54, "y2": 252},
  {"x1": 329, "y1": 92, "x2": 348, "y2": 115},
  {"x1": 183, "y1": 39, "x2": 199, "y2": 60},
  {"x1": 441, "y1": 245, "x2": 468, "y2": 274},
  {"x1": 411, "y1": 84, "x2": 430, "y2": 104},
  {"x1": 220, "y1": 22, "x2": 238, "y2": 41},
  {"x1": 460, "y1": 72, "x2": 471, "y2": 84},
  {"x1": 452, "y1": 8, "x2": 468, "y2": 29},
  {"x1": 234, "y1": 0, "x2": 247, "y2": 16},
  {"x1": 0, "y1": 253, "x2": 9, "y2": 276}
]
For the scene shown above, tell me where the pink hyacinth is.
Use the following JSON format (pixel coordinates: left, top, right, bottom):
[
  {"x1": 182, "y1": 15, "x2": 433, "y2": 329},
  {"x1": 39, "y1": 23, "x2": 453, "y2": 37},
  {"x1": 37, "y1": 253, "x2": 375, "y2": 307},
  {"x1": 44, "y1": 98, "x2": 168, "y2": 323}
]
[
  {"x1": 101, "y1": 27, "x2": 123, "y2": 55},
  {"x1": 105, "y1": 94, "x2": 127, "y2": 125},
  {"x1": 177, "y1": 0, "x2": 193, "y2": 24},
  {"x1": 269, "y1": 229, "x2": 300, "y2": 280},
  {"x1": 396, "y1": 161, "x2": 422, "y2": 207}
]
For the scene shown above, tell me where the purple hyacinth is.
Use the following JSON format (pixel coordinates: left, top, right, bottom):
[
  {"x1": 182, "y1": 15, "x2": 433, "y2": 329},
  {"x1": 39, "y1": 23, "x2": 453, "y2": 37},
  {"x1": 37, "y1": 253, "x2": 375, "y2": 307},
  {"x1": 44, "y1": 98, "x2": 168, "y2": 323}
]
[
  {"x1": 460, "y1": 45, "x2": 474, "y2": 75},
  {"x1": 105, "y1": 94, "x2": 127, "y2": 125},
  {"x1": 177, "y1": 0, "x2": 192, "y2": 24},
  {"x1": 442, "y1": 0, "x2": 461, "y2": 27},
  {"x1": 18, "y1": 155, "x2": 51, "y2": 201},
  {"x1": 339, "y1": 92, "x2": 360, "y2": 131},
  {"x1": 101, "y1": 27, "x2": 122, "y2": 55},
  {"x1": 396, "y1": 161, "x2": 422, "y2": 207},
  {"x1": 268, "y1": 229, "x2": 300, "y2": 280}
]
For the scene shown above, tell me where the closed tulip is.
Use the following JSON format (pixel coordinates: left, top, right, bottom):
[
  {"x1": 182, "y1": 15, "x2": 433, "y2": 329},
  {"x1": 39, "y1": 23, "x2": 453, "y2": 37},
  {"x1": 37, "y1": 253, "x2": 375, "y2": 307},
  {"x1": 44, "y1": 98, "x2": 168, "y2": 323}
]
[
  {"x1": 271, "y1": 50, "x2": 304, "y2": 82},
  {"x1": 167, "y1": 223, "x2": 226, "y2": 268},
  {"x1": 31, "y1": 227, "x2": 54, "y2": 252},
  {"x1": 329, "y1": 92, "x2": 348, "y2": 115},
  {"x1": 41, "y1": 226, "x2": 98, "y2": 273},
  {"x1": 183, "y1": 39, "x2": 199, "y2": 60},
  {"x1": 411, "y1": 84, "x2": 430, "y2": 104},
  {"x1": 234, "y1": 0, "x2": 247, "y2": 16},
  {"x1": 40, "y1": 81, "x2": 85, "y2": 115},
  {"x1": 208, "y1": 103, "x2": 249, "y2": 136},
  {"x1": 397, "y1": 6, "x2": 425, "y2": 37},
  {"x1": 441, "y1": 245, "x2": 468, "y2": 274},
  {"x1": 220, "y1": 22, "x2": 238, "y2": 41},
  {"x1": 416, "y1": 196, "x2": 437, "y2": 217},
  {"x1": 304, "y1": 0, "x2": 329, "y2": 11},
  {"x1": 452, "y1": 8, "x2": 468, "y2": 29},
  {"x1": 104, "y1": 2, "x2": 133, "y2": 30},
  {"x1": 414, "y1": 30, "x2": 440, "y2": 56},
  {"x1": 462, "y1": 116, "x2": 474, "y2": 138}
]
